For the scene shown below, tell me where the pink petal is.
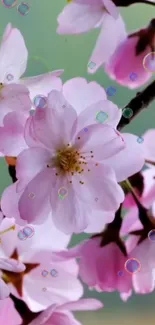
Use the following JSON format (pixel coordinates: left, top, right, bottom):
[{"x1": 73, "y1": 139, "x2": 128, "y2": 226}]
[
  {"x1": 105, "y1": 133, "x2": 145, "y2": 182},
  {"x1": 46, "y1": 90, "x2": 77, "y2": 146},
  {"x1": 0, "y1": 25, "x2": 28, "y2": 82},
  {"x1": 72, "y1": 163, "x2": 124, "y2": 212},
  {"x1": 143, "y1": 129, "x2": 155, "y2": 162},
  {"x1": 103, "y1": 0, "x2": 119, "y2": 19},
  {"x1": 63, "y1": 78, "x2": 107, "y2": 115},
  {"x1": 49, "y1": 312, "x2": 81, "y2": 325},
  {"x1": 24, "y1": 116, "x2": 46, "y2": 148},
  {"x1": 28, "y1": 304, "x2": 57, "y2": 325},
  {"x1": 74, "y1": 99, "x2": 122, "y2": 131},
  {"x1": 23, "y1": 255, "x2": 83, "y2": 312},
  {"x1": 0, "y1": 111, "x2": 27, "y2": 156},
  {"x1": 88, "y1": 14, "x2": 126, "y2": 73},
  {"x1": 50, "y1": 177, "x2": 90, "y2": 234},
  {"x1": 20, "y1": 71, "x2": 63, "y2": 101},
  {"x1": 85, "y1": 209, "x2": 114, "y2": 233},
  {"x1": 105, "y1": 37, "x2": 152, "y2": 89},
  {"x1": 1, "y1": 23, "x2": 12, "y2": 43},
  {"x1": 60, "y1": 298, "x2": 103, "y2": 312},
  {"x1": 1, "y1": 183, "x2": 26, "y2": 226},
  {"x1": 0, "y1": 257, "x2": 25, "y2": 272},
  {"x1": 57, "y1": 3, "x2": 103, "y2": 34},
  {"x1": 0, "y1": 297, "x2": 22, "y2": 324},
  {"x1": 120, "y1": 207, "x2": 142, "y2": 237},
  {"x1": 18, "y1": 169, "x2": 53, "y2": 224},
  {"x1": 0, "y1": 278, "x2": 10, "y2": 300},
  {"x1": 74, "y1": 124, "x2": 125, "y2": 161},
  {"x1": 16, "y1": 147, "x2": 51, "y2": 192}
]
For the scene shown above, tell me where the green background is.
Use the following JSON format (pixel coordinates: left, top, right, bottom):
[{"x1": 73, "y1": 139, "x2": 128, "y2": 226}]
[{"x1": 0, "y1": 0, "x2": 155, "y2": 324}]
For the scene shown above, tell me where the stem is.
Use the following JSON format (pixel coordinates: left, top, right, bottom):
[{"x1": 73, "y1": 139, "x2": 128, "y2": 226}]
[
  {"x1": 118, "y1": 80, "x2": 155, "y2": 130},
  {"x1": 145, "y1": 159, "x2": 155, "y2": 166},
  {"x1": 125, "y1": 180, "x2": 150, "y2": 227}
]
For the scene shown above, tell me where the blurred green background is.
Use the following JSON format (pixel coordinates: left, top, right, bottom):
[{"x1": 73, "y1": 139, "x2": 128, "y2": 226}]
[{"x1": 0, "y1": 0, "x2": 155, "y2": 324}]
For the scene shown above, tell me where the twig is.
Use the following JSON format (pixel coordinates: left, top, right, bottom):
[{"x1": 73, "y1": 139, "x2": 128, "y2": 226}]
[{"x1": 118, "y1": 80, "x2": 155, "y2": 130}]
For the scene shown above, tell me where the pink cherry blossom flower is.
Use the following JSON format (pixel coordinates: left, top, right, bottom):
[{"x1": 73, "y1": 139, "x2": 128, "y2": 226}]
[
  {"x1": 50, "y1": 238, "x2": 132, "y2": 300},
  {"x1": 0, "y1": 297, "x2": 22, "y2": 325},
  {"x1": 0, "y1": 217, "x2": 82, "y2": 312},
  {"x1": 1, "y1": 78, "x2": 145, "y2": 234},
  {"x1": 105, "y1": 19, "x2": 155, "y2": 88},
  {"x1": 57, "y1": 1, "x2": 127, "y2": 74},
  {"x1": 29, "y1": 298, "x2": 103, "y2": 325},
  {"x1": 0, "y1": 23, "x2": 63, "y2": 157}
]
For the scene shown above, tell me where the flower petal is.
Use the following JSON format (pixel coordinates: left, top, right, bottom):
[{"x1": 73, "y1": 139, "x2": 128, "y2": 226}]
[
  {"x1": 104, "y1": 133, "x2": 145, "y2": 182},
  {"x1": 63, "y1": 78, "x2": 107, "y2": 115},
  {"x1": 0, "y1": 257, "x2": 25, "y2": 272},
  {"x1": 0, "y1": 279, "x2": 10, "y2": 300},
  {"x1": 88, "y1": 14, "x2": 126, "y2": 73},
  {"x1": 16, "y1": 147, "x2": 51, "y2": 192},
  {"x1": 74, "y1": 99, "x2": 122, "y2": 132},
  {"x1": 18, "y1": 169, "x2": 54, "y2": 224},
  {"x1": 60, "y1": 298, "x2": 103, "y2": 312},
  {"x1": 0, "y1": 25, "x2": 28, "y2": 82},
  {"x1": 57, "y1": 3, "x2": 103, "y2": 34},
  {"x1": 74, "y1": 124, "x2": 125, "y2": 161},
  {"x1": 0, "y1": 111, "x2": 27, "y2": 156},
  {"x1": 20, "y1": 71, "x2": 63, "y2": 102}
]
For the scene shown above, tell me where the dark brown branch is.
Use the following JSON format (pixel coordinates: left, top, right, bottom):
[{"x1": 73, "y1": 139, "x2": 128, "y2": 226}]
[
  {"x1": 118, "y1": 80, "x2": 155, "y2": 130},
  {"x1": 10, "y1": 294, "x2": 40, "y2": 325}
]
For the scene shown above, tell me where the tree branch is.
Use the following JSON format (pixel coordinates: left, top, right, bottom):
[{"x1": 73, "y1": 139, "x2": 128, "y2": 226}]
[{"x1": 118, "y1": 79, "x2": 155, "y2": 130}]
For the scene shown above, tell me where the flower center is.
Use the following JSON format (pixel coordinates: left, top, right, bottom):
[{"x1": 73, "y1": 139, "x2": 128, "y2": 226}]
[{"x1": 53, "y1": 145, "x2": 84, "y2": 174}]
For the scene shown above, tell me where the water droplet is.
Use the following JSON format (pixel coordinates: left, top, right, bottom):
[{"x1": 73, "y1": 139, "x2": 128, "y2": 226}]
[
  {"x1": 88, "y1": 61, "x2": 96, "y2": 70},
  {"x1": 28, "y1": 192, "x2": 35, "y2": 199},
  {"x1": 17, "y1": 230, "x2": 27, "y2": 241},
  {"x1": 84, "y1": 128, "x2": 88, "y2": 132},
  {"x1": 41, "y1": 270, "x2": 49, "y2": 277},
  {"x1": 129, "y1": 72, "x2": 137, "y2": 81},
  {"x1": 106, "y1": 86, "x2": 116, "y2": 96},
  {"x1": 50, "y1": 269, "x2": 58, "y2": 277},
  {"x1": 96, "y1": 111, "x2": 108, "y2": 124},
  {"x1": 58, "y1": 187, "x2": 68, "y2": 200},
  {"x1": 117, "y1": 270, "x2": 124, "y2": 276},
  {"x1": 23, "y1": 226, "x2": 34, "y2": 238},
  {"x1": 143, "y1": 52, "x2": 155, "y2": 73},
  {"x1": 124, "y1": 258, "x2": 141, "y2": 274},
  {"x1": 122, "y1": 108, "x2": 133, "y2": 119},
  {"x1": 6, "y1": 73, "x2": 14, "y2": 82},
  {"x1": 33, "y1": 95, "x2": 47, "y2": 109},
  {"x1": 17, "y1": 2, "x2": 30, "y2": 16},
  {"x1": 1, "y1": 0, "x2": 17, "y2": 8},
  {"x1": 137, "y1": 136, "x2": 144, "y2": 144},
  {"x1": 148, "y1": 229, "x2": 155, "y2": 242}
]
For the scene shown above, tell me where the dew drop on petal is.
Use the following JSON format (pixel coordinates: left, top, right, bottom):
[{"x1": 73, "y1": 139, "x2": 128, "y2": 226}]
[
  {"x1": 28, "y1": 192, "x2": 35, "y2": 199},
  {"x1": 17, "y1": 2, "x2": 30, "y2": 16},
  {"x1": 137, "y1": 136, "x2": 144, "y2": 144},
  {"x1": 1, "y1": 0, "x2": 17, "y2": 8},
  {"x1": 50, "y1": 269, "x2": 58, "y2": 277},
  {"x1": 129, "y1": 72, "x2": 138, "y2": 81},
  {"x1": 124, "y1": 258, "x2": 141, "y2": 274},
  {"x1": 33, "y1": 95, "x2": 47, "y2": 109},
  {"x1": 148, "y1": 229, "x2": 155, "y2": 242},
  {"x1": 17, "y1": 230, "x2": 27, "y2": 241},
  {"x1": 23, "y1": 226, "x2": 34, "y2": 238},
  {"x1": 87, "y1": 61, "x2": 96, "y2": 70},
  {"x1": 58, "y1": 187, "x2": 68, "y2": 200},
  {"x1": 41, "y1": 270, "x2": 49, "y2": 277},
  {"x1": 96, "y1": 111, "x2": 108, "y2": 124},
  {"x1": 117, "y1": 270, "x2": 124, "y2": 276}
]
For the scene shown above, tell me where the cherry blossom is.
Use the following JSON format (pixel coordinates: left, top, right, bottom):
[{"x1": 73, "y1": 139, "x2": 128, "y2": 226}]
[
  {"x1": 0, "y1": 217, "x2": 82, "y2": 311},
  {"x1": 0, "y1": 297, "x2": 22, "y2": 325},
  {"x1": 105, "y1": 19, "x2": 155, "y2": 88}
]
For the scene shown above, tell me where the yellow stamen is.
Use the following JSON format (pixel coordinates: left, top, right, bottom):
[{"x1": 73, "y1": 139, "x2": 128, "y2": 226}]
[{"x1": 0, "y1": 225, "x2": 15, "y2": 236}]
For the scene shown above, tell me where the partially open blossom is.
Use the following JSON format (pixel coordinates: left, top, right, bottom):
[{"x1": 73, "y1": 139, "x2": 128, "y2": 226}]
[
  {"x1": 0, "y1": 298, "x2": 22, "y2": 325},
  {"x1": 29, "y1": 298, "x2": 103, "y2": 325},
  {"x1": 50, "y1": 238, "x2": 132, "y2": 300},
  {"x1": 0, "y1": 23, "x2": 63, "y2": 157},
  {"x1": 0, "y1": 217, "x2": 82, "y2": 312},
  {"x1": 105, "y1": 19, "x2": 155, "y2": 88},
  {"x1": 57, "y1": 0, "x2": 127, "y2": 74}
]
